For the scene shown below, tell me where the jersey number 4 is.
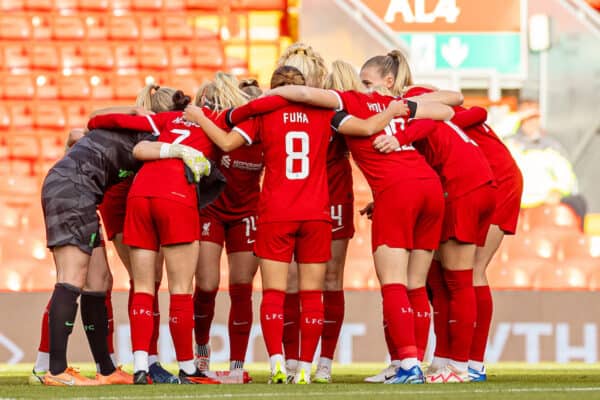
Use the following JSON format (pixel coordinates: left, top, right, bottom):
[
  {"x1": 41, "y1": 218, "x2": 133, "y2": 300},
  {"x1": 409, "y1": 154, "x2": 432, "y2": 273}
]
[{"x1": 285, "y1": 131, "x2": 309, "y2": 180}]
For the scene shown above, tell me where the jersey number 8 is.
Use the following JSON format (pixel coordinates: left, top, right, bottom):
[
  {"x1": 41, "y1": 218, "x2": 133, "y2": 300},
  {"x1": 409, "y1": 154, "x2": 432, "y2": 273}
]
[{"x1": 285, "y1": 131, "x2": 309, "y2": 180}]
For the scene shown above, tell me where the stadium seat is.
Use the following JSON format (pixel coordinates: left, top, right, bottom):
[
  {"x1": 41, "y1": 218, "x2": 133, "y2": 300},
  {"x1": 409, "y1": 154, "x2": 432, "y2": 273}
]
[
  {"x1": 163, "y1": 15, "x2": 194, "y2": 39},
  {"x1": 169, "y1": 45, "x2": 194, "y2": 71},
  {"x1": 34, "y1": 104, "x2": 67, "y2": 129},
  {"x1": 112, "y1": 75, "x2": 144, "y2": 99},
  {"x1": 2, "y1": 231, "x2": 48, "y2": 262},
  {"x1": 139, "y1": 15, "x2": 162, "y2": 40},
  {"x1": 65, "y1": 103, "x2": 91, "y2": 128},
  {"x1": 532, "y1": 264, "x2": 588, "y2": 290},
  {"x1": 90, "y1": 75, "x2": 116, "y2": 99},
  {"x1": 0, "y1": 175, "x2": 39, "y2": 207},
  {"x1": 21, "y1": 259, "x2": 55, "y2": 291},
  {"x1": 31, "y1": 15, "x2": 51, "y2": 40},
  {"x1": 84, "y1": 44, "x2": 114, "y2": 70},
  {"x1": 10, "y1": 159, "x2": 32, "y2": 175},
  {"x1": 8, "y1": 134, "x2": 40, "y2": 160},
  {"x1": 526, "y1": 204, "x2": 581, "y2": 231},
  {"x1": 85, "y1": 15, "x2": 109, "y2": 40},
  {"x1": 0, "y1": 265, "x2": 25, "y2": 291},
  {"x1": 9, "y1": 104, "x2": 34, "y2": 128},
  {"x1": 52, "y1": 16, "x2": 86, "y2": 40},
  {"x1": 0, "y1": 15, "x2": 31, "y2": 40},
  {"x1": 79, "y1": 0, "x2": 109, "y2": 10},
  {"x1": 0, "y1": 105, "x2": 10, "y2": 130},
  {"x1": 58, "y1": 75, "x2": 91, "y2": 99},
  {"x1": 131, "y1": 0, "x2": 162, "y2": 10},
  {"x1": 139, "y1": 44, "x2": 169, "y2": 69},
  {"x1": 60, "y1": 46, "x2": 85, "y2": 71},
  {"x1": 557, "y1": 234, "x2": 600, "y2": 260},
  {"x1": 109, "y1": 15, "x2": 140, "y2": 40},
  {"x1": 184, "y1": 0, "x2": 221, "y2": 9},
  {"x1": 40, "y1": 135, "x2": 66, "y2": 160},
  {"x1": 167, "y1": 74, "x2": 200, "y2": 96},
  {"x1": 111, "y1": 0, "x2": 132, "y2": 10},
  {"x1": 487, "y1": 262, "x2": 532, "y2": 289},
  {"x1": 55, "y1": 0, "x2": 78, "y2": 10},
  {"x1": 3, "y1": 45, "x2": 30, "y2": 71},
  {"x1": 114, "y1": 45, "x2": 140, "y2": 71},
  {"x1": 2, "y1": 74, "x2": 35, "y2": 99},
  {"x1": 192, "y1": 40, "x2": 225, "y2": 69},
  {"x1": 588, "y1": 268, "x2": 600, "y2": 291},
  {"x1": 507, "y1": 257, "x2": 555, "y2": 276},
  {"x1": 0, "y1": 201, "x2": 20, "y2": 231},
  {"x1": 0, "y1": 0, "x2": 25, "y2": 11},
  {"x1": 232, "y1": 0, "x2": 287, "y2": 10},
  {"x1": 19, "y1": 203, "x2": 45, "y2": 232},
  {"x1": 35, "y1": 74, "x2": 59, "y2": 100},
  {"x1": 31, "y1": 45, "x2": 60, "y2": 70},
  {"x1": 502, "y1": 232, "x2": 556, "y2": 260},
  {"x1": 24, "y1": 0, "x2": 52, "y2": 10}
]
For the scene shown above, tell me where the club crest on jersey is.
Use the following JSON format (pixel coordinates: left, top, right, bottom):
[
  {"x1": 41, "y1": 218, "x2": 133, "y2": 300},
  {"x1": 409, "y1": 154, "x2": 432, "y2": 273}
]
[
  {"x1": 173, "y1": 116, "x2": 201, "y2": 128},
  {"x1": 202, "y1": 222, "x2": 211, "y2": 236},
  {"x1": 283, "y1": 112, "x2": 308, "y2": 124}
]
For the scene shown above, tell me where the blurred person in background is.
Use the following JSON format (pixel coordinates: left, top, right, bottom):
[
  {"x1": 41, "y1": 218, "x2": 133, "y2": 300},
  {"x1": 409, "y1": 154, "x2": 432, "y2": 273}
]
[{"x1": 505, "y1": 101, "x2": 587, "y2": 226}]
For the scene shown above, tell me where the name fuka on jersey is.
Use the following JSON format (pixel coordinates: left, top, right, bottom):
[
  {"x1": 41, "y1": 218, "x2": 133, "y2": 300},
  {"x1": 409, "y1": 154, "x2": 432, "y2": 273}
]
[{"x1": 283, "y1": 111, "x2": 309, "y2": 124}]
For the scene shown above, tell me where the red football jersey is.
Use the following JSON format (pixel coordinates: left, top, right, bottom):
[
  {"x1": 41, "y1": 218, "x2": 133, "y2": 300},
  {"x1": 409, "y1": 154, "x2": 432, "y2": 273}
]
[
  {"x1": 88, "y1": 111, "x2": 219, "y2": 207},
  {"x1": 233, "y1": 104, "x2": 333, "y2": 223},
  {"x1": 335, "y1": 90, "x2": 438, "y2": 196},
  {"x1": 205, "y1": 142, "x2": 263, "y2": 221},
  {"x1": 453, "y1": 107, "x2": 520, "y2": 184},
  {"x1": 327, "y1": 134, "x2": 353, "y2": 204}
]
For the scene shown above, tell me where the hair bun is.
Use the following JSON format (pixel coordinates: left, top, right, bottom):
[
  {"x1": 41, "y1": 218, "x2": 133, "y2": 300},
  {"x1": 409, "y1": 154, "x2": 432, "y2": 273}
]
[{"x1": 172, "y1": 90, "x2": 191, "y2": 111}]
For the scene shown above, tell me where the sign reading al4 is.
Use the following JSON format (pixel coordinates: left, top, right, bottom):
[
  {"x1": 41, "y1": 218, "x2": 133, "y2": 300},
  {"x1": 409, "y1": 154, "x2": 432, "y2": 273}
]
[{"x1": 361, "y1": 0, "x2": 526, "y2": 75}]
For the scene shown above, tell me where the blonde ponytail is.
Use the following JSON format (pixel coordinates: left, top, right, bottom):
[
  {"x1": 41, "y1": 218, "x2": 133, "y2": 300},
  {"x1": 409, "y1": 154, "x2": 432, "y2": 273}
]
[
  {"x1": 361, "y1": 49, "x2": 413, "y2": 96},
  {"x1": 135, "y1": 84, "x2": 178, "y2": 113},
  {"x1": 324, "y1": 60, "x2": 366, "y2": 92},
  {"x1": 278, "y1": 42, "x2": 328, "y2": 88},
  {"x1": 195, "y1": 72, "x2": 249, "y2": 112}
]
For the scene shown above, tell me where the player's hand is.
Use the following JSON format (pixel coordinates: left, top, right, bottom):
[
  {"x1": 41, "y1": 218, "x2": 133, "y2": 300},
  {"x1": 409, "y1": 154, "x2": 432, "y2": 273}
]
[
  {"x1": 183, "y1": 105, "x2": 204, "y2": 124},
  {"x1": 66, "y1": 127, "x2": 86, "y2": 148},
  {"x1": 389, "y1": 100, "x2": 409, "y2": 117},
  {"x1": 359, "y1": 202, "x2": 374, "y2": 220},
  {"x1": 181, "y1": 150, "x2": 211, "y2": 182},
  {"x1": 133, "y1": 107, "x2": 154, "y2": 116},
  {"x1": 373, "y1": 135, "x2": 400, "y2": 154}
]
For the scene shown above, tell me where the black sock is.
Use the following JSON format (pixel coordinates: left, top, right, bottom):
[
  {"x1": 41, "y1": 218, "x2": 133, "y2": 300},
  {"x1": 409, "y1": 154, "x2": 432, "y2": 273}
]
[
  {"x1": 81, "y1": 291, "x2": 116, "y2": 376},
  {"x1": 49, "y1": 283, "x2": 80, "y2": 375}
]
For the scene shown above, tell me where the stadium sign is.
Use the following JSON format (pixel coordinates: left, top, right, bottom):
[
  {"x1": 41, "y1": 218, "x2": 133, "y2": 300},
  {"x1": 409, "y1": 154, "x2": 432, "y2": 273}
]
[{"x1": 361, "y1": 0, "x2": 526, "y2": 76}]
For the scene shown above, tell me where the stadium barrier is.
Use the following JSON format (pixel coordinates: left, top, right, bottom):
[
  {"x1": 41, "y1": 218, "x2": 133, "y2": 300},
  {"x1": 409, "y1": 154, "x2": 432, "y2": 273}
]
[{"x1": 1, "y1": 290, "x2": 598, "y2": 364}]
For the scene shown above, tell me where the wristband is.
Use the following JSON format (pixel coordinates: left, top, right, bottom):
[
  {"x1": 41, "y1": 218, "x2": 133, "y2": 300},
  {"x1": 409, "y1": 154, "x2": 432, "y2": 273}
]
[
  {"x1": 406, "y1": 100, "x2": 418, "y2": 119},
  {"x1": 159, "y1": 143, "x2": 171, "y2": 159}
]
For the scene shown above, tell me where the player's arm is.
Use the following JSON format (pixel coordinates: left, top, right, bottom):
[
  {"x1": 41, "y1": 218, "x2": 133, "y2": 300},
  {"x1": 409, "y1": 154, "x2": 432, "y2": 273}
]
[
  {"x1": 183, "y1": 105, "x2": 247, "y2": 152},
  {"x1": 333, "y1": 100, "x2": 412, "y2": 136},
  {"x1": 89, "y1": 106, "x2": 154, "y2": 119},
  {"x1": 451, "y1": 106, "x2": 487, "y2": 129},
  {"x1": 373, "y1": 119, "x2": 437, "y2": 154},
  {"x1": 227, "y1": 95, "x2": 291, "y2": 126},
  {"x1": 87, "y1": 113, "x2": 161, "y2": 136},
  {"x1": 405, "y1": 88, "x2": 464, "y2": 106},
  {"x1": 413, "y1": 101, "x2": 454, "y2": 120},
  {"x1": 132, "y1": 140, "x2": 210, "y2": 182},
  {"x1": 264, "y1": 85, "x2": 342, "y2": 109}
]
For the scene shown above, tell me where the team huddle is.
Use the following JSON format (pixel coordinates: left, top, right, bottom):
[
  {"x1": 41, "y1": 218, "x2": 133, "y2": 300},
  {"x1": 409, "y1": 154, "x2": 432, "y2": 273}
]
[{"x1": 31, "y1": 42, "x2": 523, "y2": 386}]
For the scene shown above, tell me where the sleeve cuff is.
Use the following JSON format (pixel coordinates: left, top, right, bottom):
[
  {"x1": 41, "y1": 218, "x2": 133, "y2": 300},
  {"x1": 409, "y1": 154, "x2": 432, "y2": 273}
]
[{"x1": 232, "y1": 126, "x2": 252, "y2": 145}]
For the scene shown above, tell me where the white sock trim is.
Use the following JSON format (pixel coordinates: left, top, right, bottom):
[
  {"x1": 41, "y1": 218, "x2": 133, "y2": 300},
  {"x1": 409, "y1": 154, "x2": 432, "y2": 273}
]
[
  {"x1": 133, "y1": 351, "x2": 149, "y2": 373},
  {"x1": 179, "y1": 359, "x2": 196, "y2": 375}
]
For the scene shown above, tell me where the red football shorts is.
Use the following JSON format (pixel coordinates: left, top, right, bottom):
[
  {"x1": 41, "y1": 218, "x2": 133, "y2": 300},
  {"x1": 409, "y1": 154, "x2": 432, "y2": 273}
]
[
  {"x1": 441, "y1": 184, "x2": 496, "y2": 246},
  {"x1": 123, "y1": 196, "x2": 200, "y2": 251},
  {"x1": 371, "y1": 178, "x2": 444, "y2": 252},
  {"x1": 255, "y1": 220, "x2": 332, "y2": 263},
  {"x1": 97, "y1": 177, "x2": 133, "y2": 240},
  {"x1": 491, "y1": 172, "x2": 523, "y2": 235},
  {"x1": 199, "y1": 212, "x2": 258, "y2": 254},
  {"x1": 330, "y1": 202, "x2": 355, "y2": 240}
]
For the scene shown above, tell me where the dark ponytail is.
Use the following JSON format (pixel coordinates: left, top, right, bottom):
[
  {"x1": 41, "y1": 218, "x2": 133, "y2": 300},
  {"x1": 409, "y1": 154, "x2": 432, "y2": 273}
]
[{"x1": 172, "y1": 90, "x2": 192, "y2": 111}]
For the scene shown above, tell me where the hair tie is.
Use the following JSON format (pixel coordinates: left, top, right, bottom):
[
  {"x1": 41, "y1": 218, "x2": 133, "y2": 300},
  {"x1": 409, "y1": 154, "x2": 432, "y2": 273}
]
[{"x1": 296, "y1": 49, "x2": 306, "y2": 55}]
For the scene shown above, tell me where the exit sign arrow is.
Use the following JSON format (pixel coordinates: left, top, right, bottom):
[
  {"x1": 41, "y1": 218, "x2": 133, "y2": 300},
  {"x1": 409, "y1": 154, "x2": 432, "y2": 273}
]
[{"x1": 441, "y1": 36, "x2": 469, "y2": 68}]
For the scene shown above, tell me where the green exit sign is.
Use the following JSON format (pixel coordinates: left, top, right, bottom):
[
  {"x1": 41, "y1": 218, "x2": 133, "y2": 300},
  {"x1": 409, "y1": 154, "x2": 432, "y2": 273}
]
[{"x1": 399, "y1": 33, "x2": 523, "y2": 75}]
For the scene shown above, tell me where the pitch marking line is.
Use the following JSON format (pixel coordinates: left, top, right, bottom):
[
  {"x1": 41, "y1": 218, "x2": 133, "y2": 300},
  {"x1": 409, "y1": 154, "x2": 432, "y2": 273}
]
[{"x1": 35, "y1": 386, "x2": 600, "y2": 400}]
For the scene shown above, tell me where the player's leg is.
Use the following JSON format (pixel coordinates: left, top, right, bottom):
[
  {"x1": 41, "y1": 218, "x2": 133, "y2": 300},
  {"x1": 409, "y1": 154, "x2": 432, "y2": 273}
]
[
  {"x1": 314, "y1": 238, "x2": 348, "y2": 383},
  {"x1": 469, "y1": 224, "x2": 504, "y2": 381},
  {"x1": 225, "y1": 218, "x2": 259, "y2": 373},
  {"x1": 407, "y1": 250, "x2": 434, "y2": 362},
  {"x1": 193, "y1": 239, "x2": 222, "y2": 371},
  {"x1": 283, "y1": 261, "x2": 299, "y2": 378}
]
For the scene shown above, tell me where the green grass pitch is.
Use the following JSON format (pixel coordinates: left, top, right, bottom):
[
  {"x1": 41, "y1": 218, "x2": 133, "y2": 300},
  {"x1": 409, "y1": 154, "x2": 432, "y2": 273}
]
[{"x1": 1, "y1": 363, "x2": 600, "y2": 400}]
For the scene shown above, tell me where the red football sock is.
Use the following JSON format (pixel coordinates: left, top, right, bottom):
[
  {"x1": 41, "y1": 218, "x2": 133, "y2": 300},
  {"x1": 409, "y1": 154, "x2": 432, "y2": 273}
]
[
  {"x1": 149, "y1": 281, "x2": 161, "y2": 356},
  {"x1": 299, "y1": 290, "x2": 324, "y2": 363},
  {"x1": 381, "y1": 284, "x2": 417, "y2": 360},
  {"x1": 320, "y1": 290, "x2": 344, "y2": 360},
  {"x1": 282, "y1": 292, "x2": 300, "y2": 360},
  {"x1": 443, "y1": 269, "x2": 476, "y2": 363},
  {"x1": 128, "y1": 280, "x2": 134, "y2": 314},
  {"x1": 427, "y1": 259, "x2": 450, "y2": 359},
  {"x1": 193, "y1": 287, "x2": 217, "y2": 346},
  {"x1": 169, "y1": 294, "x2": 194, "y2": 362},
  {"x1": 38, "y1": 299, "x2": 51, "y2": 352},
  {"x1": 260, "y1": 289, "x2": 286, "y2": 357},
  {"x1": 105, "y1": 290, "x2": 115, "y2": 354},
  {"x1": 408, "y1": 287, "x2": 431, "y2": 361},
  {"x1": 130, "y1": 292, "x2": 155, "y2": 353},
  {"x1": 470, "y1": 285, "x2": 493, "y2": 362},
  {"x1": 228, "y1": 283, "x2": 253, "y2": 362},
  {"x1": 384, "y1": 320, "x2": 399, "y2": 360}
]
